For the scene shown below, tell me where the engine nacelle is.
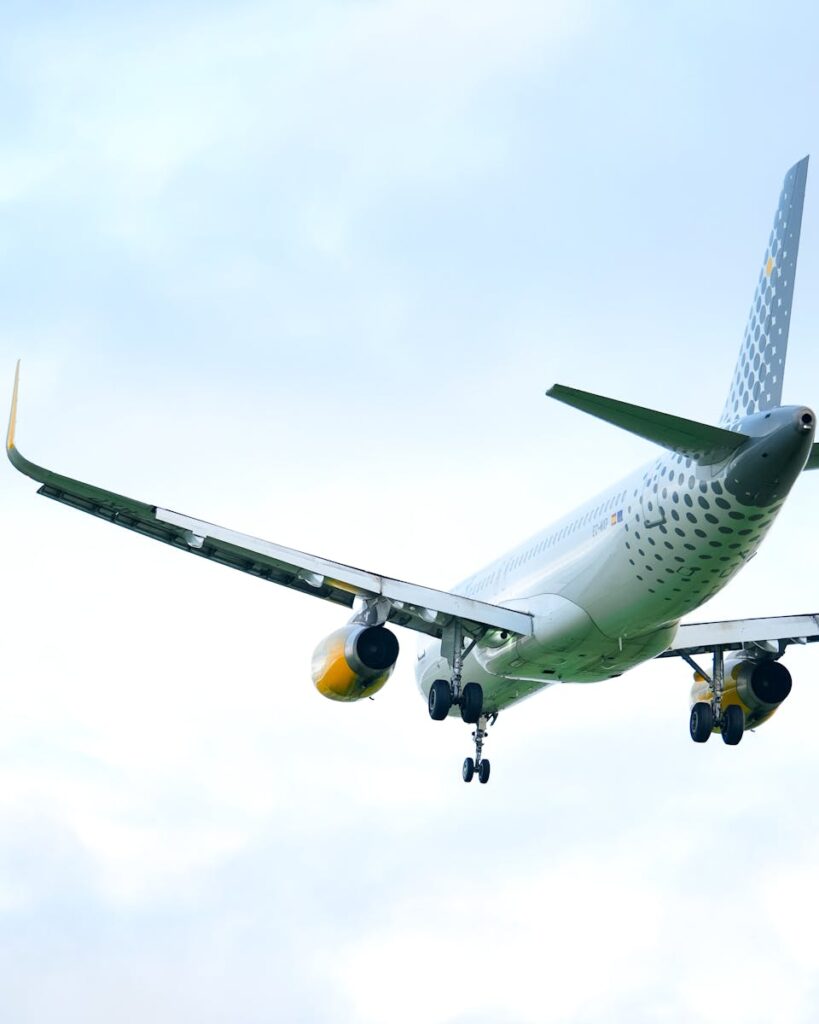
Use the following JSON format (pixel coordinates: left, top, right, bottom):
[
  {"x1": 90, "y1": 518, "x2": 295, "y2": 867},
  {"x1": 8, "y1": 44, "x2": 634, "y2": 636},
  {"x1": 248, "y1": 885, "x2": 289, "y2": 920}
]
[
  {"x1": 690, "y1": 656, "x2": 792, "y2": 728},
  {"x1": 734, "y1": 659, "x2": 793, "y2": 711},
  {"x1": 311, "y1": 625, "x2": 399, "y2": 702}
]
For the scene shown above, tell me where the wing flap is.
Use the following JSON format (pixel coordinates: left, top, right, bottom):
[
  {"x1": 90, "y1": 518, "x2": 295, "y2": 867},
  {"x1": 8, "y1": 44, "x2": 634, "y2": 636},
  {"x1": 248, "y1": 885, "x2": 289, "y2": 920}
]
[
  {"x1": 155, "y1": 508, "x2": 530, "y2": 635},
  {"x1": 7, "y1": 365, "x2": 532, "y2": 641}
]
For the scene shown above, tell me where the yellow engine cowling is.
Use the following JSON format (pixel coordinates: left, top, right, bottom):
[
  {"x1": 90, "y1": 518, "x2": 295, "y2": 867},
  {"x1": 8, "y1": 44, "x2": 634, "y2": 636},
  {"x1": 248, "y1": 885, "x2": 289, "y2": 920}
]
[
  {"x1": 690, "y1": 657, "x2": 792, "y2": 729},
  {"x1": 311, "y1": 625, "x2": 400, "y2": 702}
]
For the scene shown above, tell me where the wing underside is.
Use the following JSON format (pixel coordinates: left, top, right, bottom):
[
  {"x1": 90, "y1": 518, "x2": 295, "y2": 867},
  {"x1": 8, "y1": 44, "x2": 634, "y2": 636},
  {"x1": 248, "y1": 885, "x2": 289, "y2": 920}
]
[
  {"x1": 661, "y1": 613, "x2": 819, "y2": 658},
  {"x1": 6, "y1": 364, "x2": 532, "y2": 643}
]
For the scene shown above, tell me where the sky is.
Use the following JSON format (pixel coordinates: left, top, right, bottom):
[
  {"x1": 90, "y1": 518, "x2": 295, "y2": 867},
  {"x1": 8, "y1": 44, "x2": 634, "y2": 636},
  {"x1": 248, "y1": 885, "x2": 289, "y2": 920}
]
[{"x1": 4, "y1": 1, "x2": 819, "y2": 1021}]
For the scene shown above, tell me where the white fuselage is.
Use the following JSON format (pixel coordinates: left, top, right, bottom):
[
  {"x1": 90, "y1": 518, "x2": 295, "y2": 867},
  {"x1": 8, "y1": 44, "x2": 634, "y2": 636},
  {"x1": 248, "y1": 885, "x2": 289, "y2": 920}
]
[{"x1": 415, "y1": 416, "x2": 804, "y2": 714}]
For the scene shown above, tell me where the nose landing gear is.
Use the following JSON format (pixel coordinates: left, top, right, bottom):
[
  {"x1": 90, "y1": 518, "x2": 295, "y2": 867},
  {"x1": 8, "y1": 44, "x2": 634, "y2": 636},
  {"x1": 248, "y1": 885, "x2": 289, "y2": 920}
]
[{"x1": 462, "y1": 714, "x2": 495, "y2": 784}]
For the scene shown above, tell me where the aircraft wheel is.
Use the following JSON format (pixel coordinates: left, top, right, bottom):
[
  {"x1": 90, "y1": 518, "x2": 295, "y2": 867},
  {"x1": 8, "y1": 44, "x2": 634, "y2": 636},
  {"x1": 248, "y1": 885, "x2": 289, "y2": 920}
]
[
  {"x1": 462, "y1": 757, "x2": 475, "y2": 783},
  {"x1": 690, "y1": 702, "x2": 714, "y2": 743},
  {"x1": 478, "y1": 759, "x2": 491, "y2": 784},
  {"x1": 721, "y1": 704, "x2": 745, "y2": 746},
  {"x1": 460, "y1": 682, "x2": 484, "y2": 724},
  {"x1": 428, "y1": 679, "x2": 452, "y2": 721}
]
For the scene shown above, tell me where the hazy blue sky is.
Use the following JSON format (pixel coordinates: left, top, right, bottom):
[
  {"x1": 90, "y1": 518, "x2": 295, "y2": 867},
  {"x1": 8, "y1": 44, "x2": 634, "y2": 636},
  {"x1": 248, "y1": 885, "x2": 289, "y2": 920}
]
[{"x1": 4, "y1": 2, "x2": 819, "y2": 1021}]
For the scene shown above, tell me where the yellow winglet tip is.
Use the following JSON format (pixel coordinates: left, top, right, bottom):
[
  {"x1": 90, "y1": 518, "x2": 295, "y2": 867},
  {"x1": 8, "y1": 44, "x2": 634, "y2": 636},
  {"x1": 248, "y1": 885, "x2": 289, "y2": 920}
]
[{"x1": 7, "y1": 359, "x2": 20, "y2": 453}]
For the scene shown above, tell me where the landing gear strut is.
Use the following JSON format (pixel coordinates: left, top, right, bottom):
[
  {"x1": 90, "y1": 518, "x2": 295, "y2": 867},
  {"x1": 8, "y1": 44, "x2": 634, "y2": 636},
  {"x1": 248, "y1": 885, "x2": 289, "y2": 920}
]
[
  {"x1": 462, "y1": 714, "x2": 494, "y2": 784},
  {"x1": 427, "y1": 620, "x2": 493, "y2": 779},
  {"x1": 685, "y1": 645, "x2": 744, "y2": 746},
  {"x1": 427, "y1": 621, "x2": 484, "y2": 724}
]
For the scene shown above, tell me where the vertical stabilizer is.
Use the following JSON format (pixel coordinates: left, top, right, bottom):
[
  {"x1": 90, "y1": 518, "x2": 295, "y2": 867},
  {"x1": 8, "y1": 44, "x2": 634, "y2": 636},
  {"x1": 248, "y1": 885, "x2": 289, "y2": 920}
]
[{"x1": 721, "y1": 157, "x2": 809, "y2": 426}]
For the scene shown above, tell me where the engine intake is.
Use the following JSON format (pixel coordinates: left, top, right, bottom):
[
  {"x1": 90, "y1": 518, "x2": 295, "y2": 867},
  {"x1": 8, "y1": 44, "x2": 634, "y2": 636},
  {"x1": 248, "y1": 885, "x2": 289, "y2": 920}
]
[
  {"x1": 312, "y1": 624, "x2": 399, "y2": 702},
  {"x1": 690, "y1": 656, "x2": 793, "y2": 730},
  {"x1": 735, "y1": 660, "x2": 792, "y2": 711}
]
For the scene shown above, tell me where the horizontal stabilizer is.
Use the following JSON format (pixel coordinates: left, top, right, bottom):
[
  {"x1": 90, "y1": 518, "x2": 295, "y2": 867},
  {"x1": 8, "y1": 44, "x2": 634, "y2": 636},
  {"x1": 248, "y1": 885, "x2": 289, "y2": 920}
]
[
  {"x1": 547, "y1": 384, "x2": 749, "y2": 465},
  {"x1": 804, "y1": 443, "x2": 819, "y2": 470}
]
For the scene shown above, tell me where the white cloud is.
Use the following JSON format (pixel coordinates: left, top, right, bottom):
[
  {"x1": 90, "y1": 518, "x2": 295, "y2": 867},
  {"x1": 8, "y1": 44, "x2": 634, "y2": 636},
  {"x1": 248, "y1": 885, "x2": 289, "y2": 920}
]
[
  {"x1": 334, "y1": 851, "x2": 664, "y2": 1024},
  {"x1": 1, "y1": 0, "x2": 587, "y2": 249}
]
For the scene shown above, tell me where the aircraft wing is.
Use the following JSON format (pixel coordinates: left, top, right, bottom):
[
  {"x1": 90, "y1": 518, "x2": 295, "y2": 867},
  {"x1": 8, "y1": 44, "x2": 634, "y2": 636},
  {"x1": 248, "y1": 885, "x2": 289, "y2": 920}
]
[
  {"x1": 660, "y1": 614, "x2": 819, "y2": 658},
  {"x1": 6, "y1": 365, "x2": 532, "y2": 642}
]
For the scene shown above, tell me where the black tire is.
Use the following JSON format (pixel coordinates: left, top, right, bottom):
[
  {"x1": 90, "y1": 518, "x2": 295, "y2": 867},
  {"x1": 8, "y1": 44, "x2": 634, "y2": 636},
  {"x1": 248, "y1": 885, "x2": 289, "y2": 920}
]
[
  {"x1": 460, "y1": 682, "x2": 484, "y2": 724},
  {"x1": 690, "y1": 702, "x2": 714, "y2": 743},
  {"x1": 428, "y1": 679, "x2": 452, "y2": 721},
  {"x1": 462, "y1": 757, "x2": 475, "y2": 783},
  {"x1": 721, "y1": 704, "x2": 745, "y2": 746},
  {"x1": 478, "y1": 759, "x2": 491, "y2": 784}
]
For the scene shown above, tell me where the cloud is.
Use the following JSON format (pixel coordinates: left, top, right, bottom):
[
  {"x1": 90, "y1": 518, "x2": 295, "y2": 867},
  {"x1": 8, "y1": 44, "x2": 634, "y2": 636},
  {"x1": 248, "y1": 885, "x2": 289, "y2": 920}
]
[
  {"x1": 332, "y1": 852, "x2": 664, "y2": 1023},
  {"x1": 4, "y1": 0, "x2": 586, "y2": 203}
]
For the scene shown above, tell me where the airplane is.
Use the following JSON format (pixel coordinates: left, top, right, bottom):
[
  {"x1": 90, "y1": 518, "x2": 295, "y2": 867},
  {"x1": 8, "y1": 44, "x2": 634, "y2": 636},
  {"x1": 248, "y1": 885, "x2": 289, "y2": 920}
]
[{"x1": 8, "y1": 158, "x2": 819, "y2": 785}]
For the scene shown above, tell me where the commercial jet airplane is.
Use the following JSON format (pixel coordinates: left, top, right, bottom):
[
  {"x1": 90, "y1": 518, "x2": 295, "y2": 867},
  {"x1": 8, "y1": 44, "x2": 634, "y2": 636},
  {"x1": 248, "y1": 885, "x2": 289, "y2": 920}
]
[{"x1": 8, "y1": 159, "x2": 819, "y2": 784}]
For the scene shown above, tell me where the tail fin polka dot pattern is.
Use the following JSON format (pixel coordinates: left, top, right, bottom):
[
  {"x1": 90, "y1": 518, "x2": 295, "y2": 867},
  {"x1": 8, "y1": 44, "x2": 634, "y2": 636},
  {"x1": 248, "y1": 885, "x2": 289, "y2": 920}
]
[{"x1": 720, "y1": 157, "x2": 809, "y2": 426}]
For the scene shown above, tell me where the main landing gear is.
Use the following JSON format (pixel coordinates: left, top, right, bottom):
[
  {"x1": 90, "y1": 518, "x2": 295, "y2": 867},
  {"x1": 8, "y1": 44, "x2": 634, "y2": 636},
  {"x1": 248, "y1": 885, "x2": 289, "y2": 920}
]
[
  {"x1": 428, "y1": 678, "x2": 483, "y2": 724},
  {"x1": 427, "y1": 621, "x2": 494, "y2": 782},
  {"x1": 685, "y1": 645, "x2": 745, "y2": 747}
]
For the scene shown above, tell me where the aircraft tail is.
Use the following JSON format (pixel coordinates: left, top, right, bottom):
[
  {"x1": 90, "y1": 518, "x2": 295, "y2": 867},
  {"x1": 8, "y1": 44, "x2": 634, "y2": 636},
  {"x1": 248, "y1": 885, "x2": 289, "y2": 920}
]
[{"x1": 720, "y1": 157, "x2": 809, "y2": 426}]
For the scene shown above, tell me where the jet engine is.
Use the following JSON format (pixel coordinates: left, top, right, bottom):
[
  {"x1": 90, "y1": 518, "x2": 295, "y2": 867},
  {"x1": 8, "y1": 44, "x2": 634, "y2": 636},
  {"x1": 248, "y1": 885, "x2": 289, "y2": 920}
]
[
  {"x1": 690, "y1": 655, "x2": 792, "y2": 729},
  {"x1": 311, "y1": 624, "x2": 399, "y2": 702}
]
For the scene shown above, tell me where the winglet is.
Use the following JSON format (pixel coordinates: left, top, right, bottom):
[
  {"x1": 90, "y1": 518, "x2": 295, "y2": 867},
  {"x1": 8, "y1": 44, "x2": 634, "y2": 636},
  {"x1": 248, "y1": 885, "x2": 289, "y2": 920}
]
[
  {"x1": 7, "y1": 359, "x2": 36, "y2": 480},
  {"x1": 7, "y1": 360, "x2": 20, "y2": 456},
  {"x1": 5, "y1": 363, "x2": 166, "y2": 520},
  {"x1": 6, "y1": 360, "x2": 51, "y2": 481}
]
